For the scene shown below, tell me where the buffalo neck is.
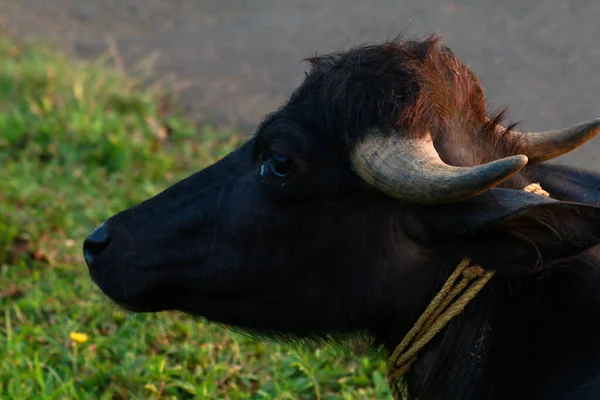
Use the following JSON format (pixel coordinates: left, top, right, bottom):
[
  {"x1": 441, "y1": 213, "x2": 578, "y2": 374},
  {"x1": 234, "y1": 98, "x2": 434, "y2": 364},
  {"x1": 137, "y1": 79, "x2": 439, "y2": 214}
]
[{"x1": 377, "y1": 249, "x2": 600, "y2": 400}]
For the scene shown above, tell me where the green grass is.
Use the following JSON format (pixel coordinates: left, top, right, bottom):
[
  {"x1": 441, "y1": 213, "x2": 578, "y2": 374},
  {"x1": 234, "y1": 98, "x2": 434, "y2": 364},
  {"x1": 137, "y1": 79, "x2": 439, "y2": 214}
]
[{"x1": 0, "y1": 35, "x2": 393, "y2": 399}]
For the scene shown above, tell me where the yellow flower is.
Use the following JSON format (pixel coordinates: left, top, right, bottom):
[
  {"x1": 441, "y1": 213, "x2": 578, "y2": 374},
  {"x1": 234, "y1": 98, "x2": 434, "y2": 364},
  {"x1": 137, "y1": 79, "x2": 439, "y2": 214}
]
[{"x1": 69, "y1": 332, "x2": 89, "y2": 343}]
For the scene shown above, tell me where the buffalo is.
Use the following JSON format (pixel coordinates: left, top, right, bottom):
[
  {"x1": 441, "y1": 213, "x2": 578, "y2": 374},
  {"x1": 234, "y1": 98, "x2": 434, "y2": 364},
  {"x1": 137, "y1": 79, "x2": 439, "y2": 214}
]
[{"x1": 83, "y1": 34, "x2": 600, "y2": 399}]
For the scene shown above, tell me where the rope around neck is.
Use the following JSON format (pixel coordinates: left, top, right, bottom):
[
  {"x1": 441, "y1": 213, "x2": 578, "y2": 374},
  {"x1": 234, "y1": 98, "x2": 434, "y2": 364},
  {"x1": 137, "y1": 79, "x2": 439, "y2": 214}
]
[
  {"x1": 387, "y1": 259, "x2": 493, "y2": 399},
  {"x1": 387, "y1": 183, "x2": 549, "y2": 399}
]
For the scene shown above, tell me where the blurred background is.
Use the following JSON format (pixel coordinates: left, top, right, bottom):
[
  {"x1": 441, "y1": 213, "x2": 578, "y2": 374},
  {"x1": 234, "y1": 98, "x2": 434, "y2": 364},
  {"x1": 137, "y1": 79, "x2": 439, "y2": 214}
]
[
  {"x1": 3, "y1": 0, "x2": 600, "y2": 165},
  {"x1": 1, "y1": 1, "x2": 599, "y2": 399}
]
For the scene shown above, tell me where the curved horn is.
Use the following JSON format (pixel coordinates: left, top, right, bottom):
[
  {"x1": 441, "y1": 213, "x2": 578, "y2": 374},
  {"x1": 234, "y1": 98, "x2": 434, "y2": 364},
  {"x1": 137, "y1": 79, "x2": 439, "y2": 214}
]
[
  {"x1": 501, "y1": 119, "x2": 600, "y2": 163},
  {"x1": 351, "y1": 130, "x2": 528, "y2": 205}
]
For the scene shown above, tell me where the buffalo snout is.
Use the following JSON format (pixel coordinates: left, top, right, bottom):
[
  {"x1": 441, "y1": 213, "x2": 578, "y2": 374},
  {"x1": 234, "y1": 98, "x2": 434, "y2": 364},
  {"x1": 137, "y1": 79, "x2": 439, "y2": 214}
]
[{"x1": 83, "y1": 222, "x2": 112, "y2": 267}]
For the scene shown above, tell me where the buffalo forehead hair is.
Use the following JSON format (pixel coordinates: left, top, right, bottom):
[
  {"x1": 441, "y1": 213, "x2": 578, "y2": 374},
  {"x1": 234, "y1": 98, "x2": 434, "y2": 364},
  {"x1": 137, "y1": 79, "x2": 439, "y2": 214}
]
[{"x1": 289, "y1": 33, "x2": 518, "y2": 156}]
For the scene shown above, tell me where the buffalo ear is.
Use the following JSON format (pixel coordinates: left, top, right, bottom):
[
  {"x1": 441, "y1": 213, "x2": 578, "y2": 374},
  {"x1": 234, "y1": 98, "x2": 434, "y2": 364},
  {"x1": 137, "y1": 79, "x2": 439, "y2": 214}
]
[
  {"x1": 420, "y1": 188, "x2": 600, "y2": 272},
  {"x1": 527, "y1": 163, "x2": 600, "y2": 205}
]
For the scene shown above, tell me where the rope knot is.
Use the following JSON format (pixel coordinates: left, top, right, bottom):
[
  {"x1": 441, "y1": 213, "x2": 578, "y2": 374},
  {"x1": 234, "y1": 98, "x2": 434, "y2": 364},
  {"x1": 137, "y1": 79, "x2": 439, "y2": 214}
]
[
  {"x1": 462, "y1": 265, "x2": 485, "y2": 279},
  {"x1": 522, "y1": 182, "x2": 550, "y2": 197}
]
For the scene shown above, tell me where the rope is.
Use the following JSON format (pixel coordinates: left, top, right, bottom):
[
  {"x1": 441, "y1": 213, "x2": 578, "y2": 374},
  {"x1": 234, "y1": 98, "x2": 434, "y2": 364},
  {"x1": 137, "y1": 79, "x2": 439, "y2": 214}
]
[
  {"x1": 387, "y1": 183, "x2": 549, "y2": 399},
  {"x1": 522, "y1": 182, "x2": 550, "y2": 197}
]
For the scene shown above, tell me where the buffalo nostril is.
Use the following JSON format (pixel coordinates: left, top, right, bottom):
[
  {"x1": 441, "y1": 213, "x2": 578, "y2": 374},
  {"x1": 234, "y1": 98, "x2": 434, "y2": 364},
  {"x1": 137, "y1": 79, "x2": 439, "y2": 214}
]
[{"x1": 83, "y1": 222, "x2": 112, "y2": 266}]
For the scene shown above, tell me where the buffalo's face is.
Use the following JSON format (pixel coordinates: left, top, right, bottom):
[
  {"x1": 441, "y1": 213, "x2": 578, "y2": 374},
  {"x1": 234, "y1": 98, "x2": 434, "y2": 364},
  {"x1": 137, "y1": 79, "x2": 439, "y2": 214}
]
[{"x1": 83, "y1": 118, "x2": 397, "y2": 335}]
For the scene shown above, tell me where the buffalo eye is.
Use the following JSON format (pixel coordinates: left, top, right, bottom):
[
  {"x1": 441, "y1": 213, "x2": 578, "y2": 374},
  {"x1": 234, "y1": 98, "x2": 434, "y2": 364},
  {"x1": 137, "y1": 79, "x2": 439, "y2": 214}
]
[{"x1": 262, "y1": 149, "x2": 292, "y2": 178}]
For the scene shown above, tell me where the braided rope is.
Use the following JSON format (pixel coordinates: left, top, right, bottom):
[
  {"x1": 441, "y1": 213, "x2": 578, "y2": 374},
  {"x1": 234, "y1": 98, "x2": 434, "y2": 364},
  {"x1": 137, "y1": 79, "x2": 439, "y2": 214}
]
[{"x1": 387, "y1": 184, "x2": 549, "y2": 399}]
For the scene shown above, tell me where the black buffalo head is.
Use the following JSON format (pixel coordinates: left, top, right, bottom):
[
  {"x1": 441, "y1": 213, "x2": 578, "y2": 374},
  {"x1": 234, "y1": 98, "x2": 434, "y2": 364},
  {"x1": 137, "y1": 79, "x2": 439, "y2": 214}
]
[{"x1": 83, "y1": 34, "x2": 600, "y2": 346}]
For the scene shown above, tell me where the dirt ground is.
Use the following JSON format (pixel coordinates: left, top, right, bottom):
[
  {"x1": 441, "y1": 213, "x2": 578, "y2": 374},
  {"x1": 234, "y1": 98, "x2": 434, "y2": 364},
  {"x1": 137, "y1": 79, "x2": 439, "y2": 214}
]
[{"x1": 1, "y1": 0, "x2": 599, "y2": 168}]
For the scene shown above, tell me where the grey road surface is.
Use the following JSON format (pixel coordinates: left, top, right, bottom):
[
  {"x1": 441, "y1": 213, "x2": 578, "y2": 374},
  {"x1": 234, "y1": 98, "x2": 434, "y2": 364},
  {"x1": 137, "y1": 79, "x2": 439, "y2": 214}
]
[{"x1": 1, "y1": 0, "x2": 599, "y2": 168}]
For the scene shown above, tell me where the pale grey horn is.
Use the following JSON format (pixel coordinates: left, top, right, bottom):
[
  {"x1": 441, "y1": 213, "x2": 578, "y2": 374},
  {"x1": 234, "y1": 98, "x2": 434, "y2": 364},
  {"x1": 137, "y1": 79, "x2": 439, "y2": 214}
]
[
  {"x1": 351, "y1": 129, "x2": 528, "y2": 205},
  {"x1": 496, "y1": 119, "x2": 600, "y2": 163}
]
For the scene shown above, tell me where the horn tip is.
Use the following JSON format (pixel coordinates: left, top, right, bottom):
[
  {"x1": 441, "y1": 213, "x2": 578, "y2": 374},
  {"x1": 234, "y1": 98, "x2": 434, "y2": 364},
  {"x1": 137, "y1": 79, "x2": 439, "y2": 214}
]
[
  {"x1": 507, "y1": 154, "x2": 529, "y2": 169},
  {"x1": 589, "y1": 118, "x2": 600, "y2": 129},
  {"x1": 574, "y1": 118, "x2": 600, "y2": 132}
]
